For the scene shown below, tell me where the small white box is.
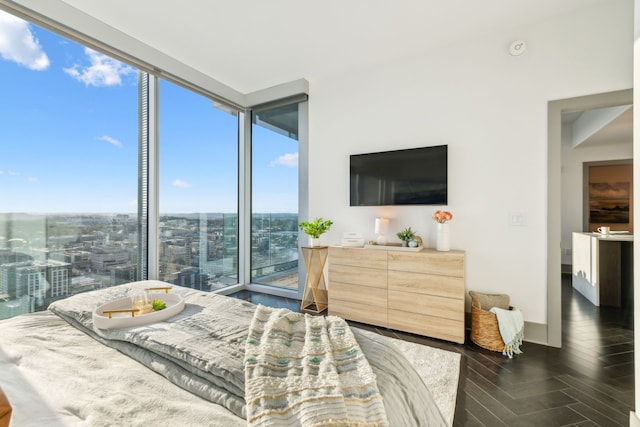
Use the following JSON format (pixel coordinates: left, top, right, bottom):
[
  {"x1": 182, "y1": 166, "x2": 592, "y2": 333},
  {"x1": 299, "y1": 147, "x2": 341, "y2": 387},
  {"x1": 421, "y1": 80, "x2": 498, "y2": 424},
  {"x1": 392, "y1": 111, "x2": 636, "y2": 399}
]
[{"x1": 341, "y1": 232, "x2": 364, "y2": 247}]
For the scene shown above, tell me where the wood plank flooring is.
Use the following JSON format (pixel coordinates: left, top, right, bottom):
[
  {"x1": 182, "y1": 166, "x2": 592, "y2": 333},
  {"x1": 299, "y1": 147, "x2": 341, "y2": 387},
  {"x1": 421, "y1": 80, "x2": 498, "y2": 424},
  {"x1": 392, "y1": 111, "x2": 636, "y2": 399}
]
[{"x1": 230, "y1": 273, "x2": 634, "y2": 426}]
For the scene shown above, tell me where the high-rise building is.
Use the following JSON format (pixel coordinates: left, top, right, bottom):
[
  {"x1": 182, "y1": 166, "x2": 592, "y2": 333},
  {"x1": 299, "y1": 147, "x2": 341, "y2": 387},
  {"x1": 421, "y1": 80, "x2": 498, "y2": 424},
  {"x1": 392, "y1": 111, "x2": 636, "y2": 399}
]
[{"x1": 0, "y1": 259, "x2": 71, "y2": 302}]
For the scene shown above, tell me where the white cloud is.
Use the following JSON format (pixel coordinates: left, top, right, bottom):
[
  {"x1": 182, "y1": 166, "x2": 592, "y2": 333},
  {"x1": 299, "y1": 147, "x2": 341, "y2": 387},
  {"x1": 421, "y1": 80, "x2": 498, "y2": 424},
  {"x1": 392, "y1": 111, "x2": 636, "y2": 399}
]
[
  {"x1": 173, "y1": 179, "x2": 190, "y2": 188},
  {"x1": 98, "y1": 135, "x2": 123, "y2": 148},
  {"x1": 270, "y1": 152, "x2": 298, "y2": 168},
  {"x1": 27, "y1": 177, "x2": 37, "y2": 183},
  {"x1": 0, "y1": 10, "x2": 49, "y2": 70},
  {"x1": 64, "y1": 47, "x2": 135, "y2": 87}
]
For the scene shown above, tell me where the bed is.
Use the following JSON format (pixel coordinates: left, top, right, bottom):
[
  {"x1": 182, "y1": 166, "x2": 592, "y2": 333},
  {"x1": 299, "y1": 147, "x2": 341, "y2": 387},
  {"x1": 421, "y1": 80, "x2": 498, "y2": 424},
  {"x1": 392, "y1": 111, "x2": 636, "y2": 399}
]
[{"x1": 0, "y1": 280, "x2": 456, "y2": 426}]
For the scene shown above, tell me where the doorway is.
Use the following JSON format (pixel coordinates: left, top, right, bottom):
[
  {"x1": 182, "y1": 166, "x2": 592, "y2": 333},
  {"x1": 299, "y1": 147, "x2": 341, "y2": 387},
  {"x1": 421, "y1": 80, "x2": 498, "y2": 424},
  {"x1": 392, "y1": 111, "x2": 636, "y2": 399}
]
[{"x1": 547, "y1": 88, "x2": 633, "y2": 347}]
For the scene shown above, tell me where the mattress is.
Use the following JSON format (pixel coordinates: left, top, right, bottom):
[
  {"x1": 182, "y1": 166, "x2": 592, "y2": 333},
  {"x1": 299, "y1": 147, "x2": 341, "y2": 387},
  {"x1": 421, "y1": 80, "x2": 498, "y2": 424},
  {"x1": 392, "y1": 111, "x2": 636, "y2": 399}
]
[{"x1": 0, "y1": 280, "x2": 449, "y2": 426}]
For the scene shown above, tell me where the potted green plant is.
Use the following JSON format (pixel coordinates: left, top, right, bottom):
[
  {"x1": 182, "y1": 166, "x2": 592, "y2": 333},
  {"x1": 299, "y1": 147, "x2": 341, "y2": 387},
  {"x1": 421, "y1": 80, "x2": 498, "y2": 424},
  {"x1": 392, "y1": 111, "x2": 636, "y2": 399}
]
[
  {"x1": 298, "y1": 217, "x2": 333, "y2": 247},
  {"x1": 396, "y1": 227, "x2": 416, "y2": 247}
]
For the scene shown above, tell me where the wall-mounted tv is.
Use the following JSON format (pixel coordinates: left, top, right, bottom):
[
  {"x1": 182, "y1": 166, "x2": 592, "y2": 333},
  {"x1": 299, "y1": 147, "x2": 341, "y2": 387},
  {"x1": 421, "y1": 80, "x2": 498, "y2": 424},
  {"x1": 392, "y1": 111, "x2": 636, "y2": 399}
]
[{"x1": 350, "y1": 145, "x2": 447, "y2": 206}]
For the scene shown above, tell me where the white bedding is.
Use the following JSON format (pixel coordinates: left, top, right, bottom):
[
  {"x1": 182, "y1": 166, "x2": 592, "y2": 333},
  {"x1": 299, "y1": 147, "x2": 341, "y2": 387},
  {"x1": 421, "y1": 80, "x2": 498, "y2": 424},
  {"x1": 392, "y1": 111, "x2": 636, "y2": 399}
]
[
  {"x1": 0, "y1": 280, "x2": 453, "y2": 427},
  {"x1": 0, "y1": 311, "x2": 244, "y2": 427}
]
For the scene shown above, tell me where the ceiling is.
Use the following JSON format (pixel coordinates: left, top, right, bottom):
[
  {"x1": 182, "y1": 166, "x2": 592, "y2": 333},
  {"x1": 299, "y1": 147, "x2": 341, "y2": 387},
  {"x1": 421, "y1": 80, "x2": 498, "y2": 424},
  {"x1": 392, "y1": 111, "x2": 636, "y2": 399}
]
[
  {"x1": 563, "y1": 107, "x2": 633, "y2": 148},
  {"x1": 580, "y1": 108, "x2": 633, "y2": 148},
  {"x1": 56, "y1": 0, "x2": 611, "y2": 94}
]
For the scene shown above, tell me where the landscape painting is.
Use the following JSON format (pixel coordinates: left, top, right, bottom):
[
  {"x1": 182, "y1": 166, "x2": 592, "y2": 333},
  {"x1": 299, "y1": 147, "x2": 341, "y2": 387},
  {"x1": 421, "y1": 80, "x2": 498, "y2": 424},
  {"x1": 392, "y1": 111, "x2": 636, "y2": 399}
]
[{"x1": 589, "y1": 181, "x2": 630, "y2": 224}]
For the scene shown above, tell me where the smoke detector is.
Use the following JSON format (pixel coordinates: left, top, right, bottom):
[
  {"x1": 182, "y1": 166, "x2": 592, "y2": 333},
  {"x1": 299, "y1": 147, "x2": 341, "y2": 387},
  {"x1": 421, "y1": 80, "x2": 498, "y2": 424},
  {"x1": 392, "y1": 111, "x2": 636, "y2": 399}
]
[{"x1": 509, "y1": 40, "x2": 527, "y2": 56}]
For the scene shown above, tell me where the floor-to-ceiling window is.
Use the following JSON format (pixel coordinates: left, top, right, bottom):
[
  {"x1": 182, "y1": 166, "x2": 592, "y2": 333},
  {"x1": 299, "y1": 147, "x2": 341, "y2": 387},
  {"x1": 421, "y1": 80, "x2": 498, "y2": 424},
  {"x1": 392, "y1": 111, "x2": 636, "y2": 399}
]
[
  {"x1": 250, "y1": 103, "x2": 300, "y2": 290},
  {"x1": 0, "y1": 8, "x2": 308, "y2": 319},
  {"x1": 0, "y1": 11, "x2": 138, "y2": 319},
  {"x1": 158, "y1": 80, "x2": 239, "y2": 290}
]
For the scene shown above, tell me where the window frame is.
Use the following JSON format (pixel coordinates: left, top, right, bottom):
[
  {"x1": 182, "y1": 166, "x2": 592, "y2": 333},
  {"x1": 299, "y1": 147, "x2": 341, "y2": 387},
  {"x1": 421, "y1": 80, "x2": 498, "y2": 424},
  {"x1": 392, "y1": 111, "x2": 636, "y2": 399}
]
[{"x1": 0, "y1": 3, "x2": 309, "y2": 301}]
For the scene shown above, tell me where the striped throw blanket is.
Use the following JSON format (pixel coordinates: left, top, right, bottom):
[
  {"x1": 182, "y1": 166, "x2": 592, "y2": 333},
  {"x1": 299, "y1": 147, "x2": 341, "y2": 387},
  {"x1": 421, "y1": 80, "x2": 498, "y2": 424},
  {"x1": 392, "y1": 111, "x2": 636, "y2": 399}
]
[{"x1": 244, "y1": 305, "x2": 388, "y2": 427}]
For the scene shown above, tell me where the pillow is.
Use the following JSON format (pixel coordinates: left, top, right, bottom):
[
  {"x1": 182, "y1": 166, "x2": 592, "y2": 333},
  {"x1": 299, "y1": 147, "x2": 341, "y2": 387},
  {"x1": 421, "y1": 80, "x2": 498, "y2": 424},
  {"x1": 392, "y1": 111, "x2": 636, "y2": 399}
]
[
  {"x1": 0, "y1": 385, "x2": 11, "y2": 427},
  {"x1": 469, "y1": 290, "x2": 510, "y2": 310}
]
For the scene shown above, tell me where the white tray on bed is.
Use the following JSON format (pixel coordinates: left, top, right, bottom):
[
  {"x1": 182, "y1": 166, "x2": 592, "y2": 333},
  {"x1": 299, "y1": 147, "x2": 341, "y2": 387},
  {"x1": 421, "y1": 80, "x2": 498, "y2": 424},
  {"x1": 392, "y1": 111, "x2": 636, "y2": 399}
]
[{"x1": 93, "y1": 291, "x2": 185, "y2": 330}]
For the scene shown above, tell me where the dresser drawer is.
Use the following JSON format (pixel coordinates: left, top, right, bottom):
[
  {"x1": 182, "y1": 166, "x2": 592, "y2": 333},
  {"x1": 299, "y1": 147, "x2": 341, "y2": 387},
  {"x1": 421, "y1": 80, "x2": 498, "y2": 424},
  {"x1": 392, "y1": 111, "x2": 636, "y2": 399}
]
[
  {"x1": 330, "y1": 282, "x2": 387, "y2": 308},
  {"x1": 388, "y1": 309, "x2": 464, "y2": 343},
  {"x1": 330, "y1": 300, "x2": 387, "y2": 328},
  {"x1": 388, "y1": 270, "x2": 464, "y2": 299},
  {"x1": 329, "y1": 246, "x2": 387, "y2": 269},
  {"x1": 329, "y1": 263, "x2": 387, "y2": 288},
  {"x1": 388, "y1": 290, "x2": 463, "y2": 321},
  {"x1": 327, "y1": 246, "x2": 465, "y2": 344},
  {"x1": 388, "y1": 250, "x2": 464, "y2": 277}
]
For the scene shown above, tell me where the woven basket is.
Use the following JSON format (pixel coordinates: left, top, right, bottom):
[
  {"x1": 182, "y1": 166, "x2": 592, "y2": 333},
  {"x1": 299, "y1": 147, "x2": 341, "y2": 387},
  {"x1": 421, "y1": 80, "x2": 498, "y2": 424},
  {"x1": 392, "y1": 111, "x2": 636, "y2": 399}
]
[{"x1": 470, "y1": 299, "x2": 506, "y2": 352}]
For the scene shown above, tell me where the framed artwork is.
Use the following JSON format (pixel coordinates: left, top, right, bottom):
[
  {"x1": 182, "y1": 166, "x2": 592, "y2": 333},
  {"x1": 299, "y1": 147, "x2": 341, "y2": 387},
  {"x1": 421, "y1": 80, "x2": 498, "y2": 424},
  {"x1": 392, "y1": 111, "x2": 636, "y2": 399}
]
[{"x1": 589, "y1": 181, "x2": 630, "y2": 224}]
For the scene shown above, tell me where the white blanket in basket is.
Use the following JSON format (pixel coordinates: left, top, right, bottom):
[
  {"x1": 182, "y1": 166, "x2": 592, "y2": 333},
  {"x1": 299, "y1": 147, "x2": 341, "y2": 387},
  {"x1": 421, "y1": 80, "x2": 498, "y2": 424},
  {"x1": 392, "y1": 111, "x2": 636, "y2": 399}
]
[{"x1": 489, "y1": 307, "x2": 524, "y2": 358}]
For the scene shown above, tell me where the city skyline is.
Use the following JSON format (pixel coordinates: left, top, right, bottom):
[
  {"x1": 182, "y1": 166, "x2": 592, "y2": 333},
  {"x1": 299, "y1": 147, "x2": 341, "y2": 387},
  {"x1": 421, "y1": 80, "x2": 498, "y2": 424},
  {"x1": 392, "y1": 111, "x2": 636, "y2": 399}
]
[
  {"x1": 0, "y1": 10, "x2": 299, "y2": 214},
  {"x1": 0, "y1": 210, "x2": 300, "y2": 320}
]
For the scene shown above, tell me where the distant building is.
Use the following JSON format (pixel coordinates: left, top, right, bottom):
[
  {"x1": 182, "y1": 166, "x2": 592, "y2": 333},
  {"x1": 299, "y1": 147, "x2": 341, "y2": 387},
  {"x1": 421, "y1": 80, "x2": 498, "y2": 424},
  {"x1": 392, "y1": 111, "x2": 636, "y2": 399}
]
[
  {"x1": 0, "y1": 259, "x2": 71, "y2": 301},
  {"x1": 111, "y1": 264, "x2": 137, "y2": 286},
  {"x1": 170, "y1": 267, "x2": 209, "y2": 290},
  {"x1": 0, "y1": 249, "x2": 32, "y2": 264},
  {"x1": 70, "y1": 276, "x2": 100, "y2": 294},
  {"x1": 50, "y1": 249, "x2": 92, "y2": 271},
  {"x1": 91, "y1": 245, "x2": 130, "y2": 273}
]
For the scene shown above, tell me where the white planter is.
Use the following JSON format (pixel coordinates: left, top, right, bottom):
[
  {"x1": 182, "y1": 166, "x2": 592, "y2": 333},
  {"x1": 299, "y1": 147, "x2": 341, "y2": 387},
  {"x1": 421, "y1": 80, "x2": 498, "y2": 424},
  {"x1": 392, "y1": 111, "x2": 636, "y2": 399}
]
[
  {"x1": 308, "y1": 237, "x2": 322, "y2": 247},
  {"x1": 436, "y1": 222, "x2": 450, "y2": 251}
]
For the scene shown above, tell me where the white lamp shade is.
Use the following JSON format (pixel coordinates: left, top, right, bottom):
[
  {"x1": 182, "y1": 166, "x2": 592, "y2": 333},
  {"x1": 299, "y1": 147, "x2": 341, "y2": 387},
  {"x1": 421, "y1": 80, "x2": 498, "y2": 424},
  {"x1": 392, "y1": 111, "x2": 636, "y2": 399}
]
[{"x1": 374, "y1": 218, "x2": 389, "y2": 235}]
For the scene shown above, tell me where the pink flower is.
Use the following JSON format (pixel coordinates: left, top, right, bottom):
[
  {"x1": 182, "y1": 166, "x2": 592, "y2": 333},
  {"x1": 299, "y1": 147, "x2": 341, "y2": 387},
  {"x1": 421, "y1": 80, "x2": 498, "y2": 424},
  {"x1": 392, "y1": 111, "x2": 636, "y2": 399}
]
[{"x1": 432, "y1": 210, "x2": 453, "y2": 223}]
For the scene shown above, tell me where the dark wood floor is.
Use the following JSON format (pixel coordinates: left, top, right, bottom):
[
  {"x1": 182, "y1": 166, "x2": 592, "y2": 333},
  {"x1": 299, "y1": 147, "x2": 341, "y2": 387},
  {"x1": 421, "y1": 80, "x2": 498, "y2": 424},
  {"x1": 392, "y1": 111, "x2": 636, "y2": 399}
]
[{"x1": 230, "y1": 273, "x2": 634, "y2": 426}]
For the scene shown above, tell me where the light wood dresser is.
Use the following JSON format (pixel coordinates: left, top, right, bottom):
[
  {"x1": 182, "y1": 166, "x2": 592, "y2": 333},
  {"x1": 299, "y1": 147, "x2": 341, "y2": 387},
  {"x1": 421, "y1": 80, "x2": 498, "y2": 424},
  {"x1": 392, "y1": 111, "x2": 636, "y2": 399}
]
[{"x1": 328, "y1": 246, "x2": 466, "y2": 343}]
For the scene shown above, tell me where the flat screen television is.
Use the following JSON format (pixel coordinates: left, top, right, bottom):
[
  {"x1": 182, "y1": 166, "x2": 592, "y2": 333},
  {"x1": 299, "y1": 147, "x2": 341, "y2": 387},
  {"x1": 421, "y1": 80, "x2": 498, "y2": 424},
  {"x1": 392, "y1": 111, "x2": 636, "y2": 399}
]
[{"x1": 350, "y1": 145, "x2": 447, "y2": 206}]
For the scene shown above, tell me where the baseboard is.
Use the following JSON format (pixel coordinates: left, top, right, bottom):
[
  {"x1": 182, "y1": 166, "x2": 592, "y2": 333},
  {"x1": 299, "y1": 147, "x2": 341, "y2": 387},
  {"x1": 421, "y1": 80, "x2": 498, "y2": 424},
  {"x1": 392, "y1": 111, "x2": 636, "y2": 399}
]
[
  {"x1": 630, "y1": 411, "x2": 640, "y2": 426},
  {"x1": 522, "y1": 321, "x2": 547, "y2": 345}
]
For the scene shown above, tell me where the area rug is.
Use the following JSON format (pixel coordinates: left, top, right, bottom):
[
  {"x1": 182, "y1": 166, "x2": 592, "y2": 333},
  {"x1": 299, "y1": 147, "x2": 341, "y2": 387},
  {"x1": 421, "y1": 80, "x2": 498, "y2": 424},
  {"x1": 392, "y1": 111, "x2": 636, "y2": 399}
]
[{"x1": 356, "y1": 329, "x2": 461, "y2": 426}]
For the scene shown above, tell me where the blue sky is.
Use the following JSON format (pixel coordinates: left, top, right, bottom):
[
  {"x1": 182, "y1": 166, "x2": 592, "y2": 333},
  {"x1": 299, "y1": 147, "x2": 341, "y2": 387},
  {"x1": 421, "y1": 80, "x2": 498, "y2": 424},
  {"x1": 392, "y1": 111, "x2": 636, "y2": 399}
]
[{"x1": 0, "y1": 10, "x2": 298, "y2": 214}]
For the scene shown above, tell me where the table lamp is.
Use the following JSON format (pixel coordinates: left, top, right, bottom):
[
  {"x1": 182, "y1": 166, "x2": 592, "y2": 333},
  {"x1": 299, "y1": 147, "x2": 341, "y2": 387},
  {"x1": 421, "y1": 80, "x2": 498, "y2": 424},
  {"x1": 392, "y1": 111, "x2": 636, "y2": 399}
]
[{"x1": 374, "y1": 218, "x2": 389, "y2": 245}]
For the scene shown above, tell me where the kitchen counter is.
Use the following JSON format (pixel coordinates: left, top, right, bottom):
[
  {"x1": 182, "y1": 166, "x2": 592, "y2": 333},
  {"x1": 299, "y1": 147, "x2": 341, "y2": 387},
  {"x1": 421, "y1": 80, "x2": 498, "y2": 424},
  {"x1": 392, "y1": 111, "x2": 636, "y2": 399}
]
[
  {"x1": 581, "y1": 231, "x2": 633, "y2": 241},
  {"x1": 572, "y1": 232, "x2": 633, "y2": 306}
]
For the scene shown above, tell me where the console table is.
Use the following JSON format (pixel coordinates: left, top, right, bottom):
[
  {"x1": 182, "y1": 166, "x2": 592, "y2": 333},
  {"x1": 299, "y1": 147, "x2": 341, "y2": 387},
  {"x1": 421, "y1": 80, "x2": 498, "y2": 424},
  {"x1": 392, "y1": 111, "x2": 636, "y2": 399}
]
[
  {"x1": 300, "y1": 246, "x2": 329, "y2": 314},
  {"x1": 328, "y1": 246, "x2": 466, "y2": 343}
]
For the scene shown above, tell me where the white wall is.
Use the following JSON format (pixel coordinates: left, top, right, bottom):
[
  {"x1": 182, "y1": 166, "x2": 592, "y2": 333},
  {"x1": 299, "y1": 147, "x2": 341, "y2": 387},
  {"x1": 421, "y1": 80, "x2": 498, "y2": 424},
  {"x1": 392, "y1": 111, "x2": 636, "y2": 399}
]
[
  {"x1": 308, "y1": 1, "x2": 633, "y2": 325},
  {"x1": 560, "y1": 135, "x2": 632, "y2": 265}
]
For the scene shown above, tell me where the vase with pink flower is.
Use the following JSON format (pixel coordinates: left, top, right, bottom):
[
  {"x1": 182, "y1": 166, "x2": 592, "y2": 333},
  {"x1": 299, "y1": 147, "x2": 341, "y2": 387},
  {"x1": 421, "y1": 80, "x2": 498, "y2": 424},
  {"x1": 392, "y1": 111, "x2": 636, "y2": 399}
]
[{"x1": 432, "y1": 210, "x2": 453, "y2": 251}]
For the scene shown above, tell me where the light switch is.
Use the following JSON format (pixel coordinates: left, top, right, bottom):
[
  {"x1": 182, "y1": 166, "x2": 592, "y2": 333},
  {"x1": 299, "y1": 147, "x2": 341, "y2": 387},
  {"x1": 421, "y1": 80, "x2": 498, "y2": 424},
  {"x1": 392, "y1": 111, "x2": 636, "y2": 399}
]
[{"x1": 509, "y1": 212, "x2": 527, "y2": 226}]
